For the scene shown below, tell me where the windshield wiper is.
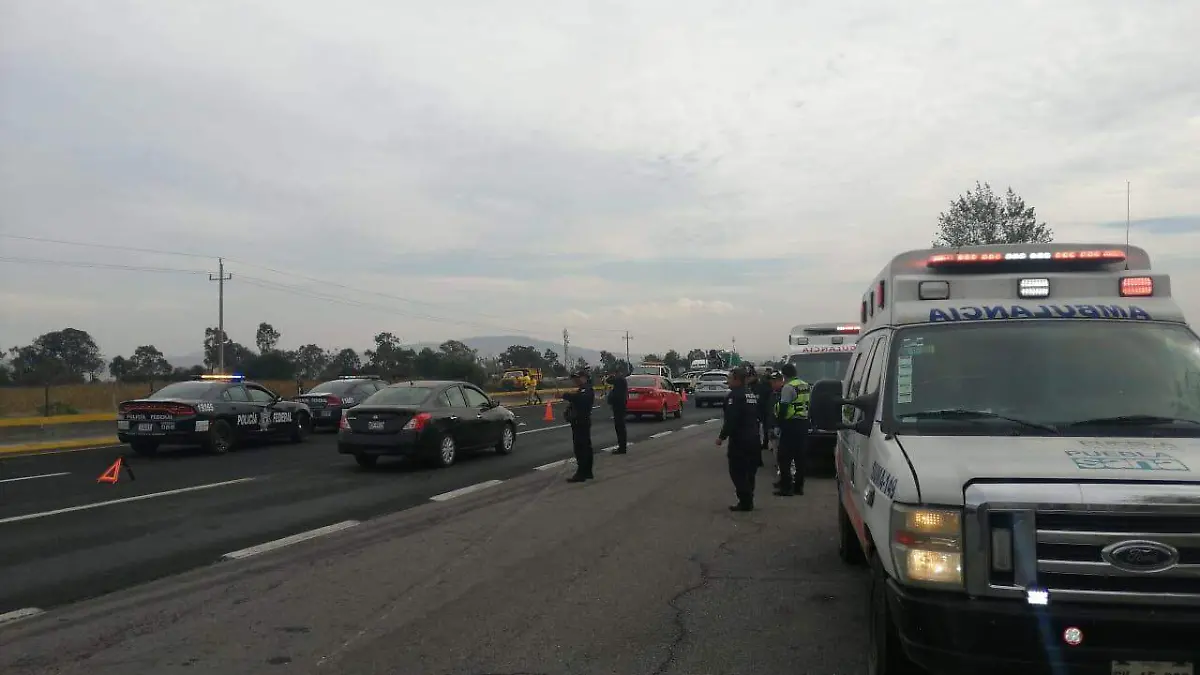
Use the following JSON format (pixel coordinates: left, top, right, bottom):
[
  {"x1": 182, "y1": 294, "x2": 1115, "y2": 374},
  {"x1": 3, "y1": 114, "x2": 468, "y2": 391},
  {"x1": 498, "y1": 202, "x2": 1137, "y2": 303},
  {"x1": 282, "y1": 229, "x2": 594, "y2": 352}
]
[
  {"x1": 901, "y1": 408, "x2": 1060, "y2": 434},
  {"x1": 1063, "y1": 415, "x2": 1200, "y2": 428}
]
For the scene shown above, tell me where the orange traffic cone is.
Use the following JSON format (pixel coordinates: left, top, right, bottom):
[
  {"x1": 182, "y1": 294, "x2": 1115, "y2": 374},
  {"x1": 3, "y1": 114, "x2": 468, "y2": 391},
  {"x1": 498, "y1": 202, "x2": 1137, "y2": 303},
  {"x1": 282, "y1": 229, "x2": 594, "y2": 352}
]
[{"x1": 543, "y1": 401, "x2": 555, "y2": 422}]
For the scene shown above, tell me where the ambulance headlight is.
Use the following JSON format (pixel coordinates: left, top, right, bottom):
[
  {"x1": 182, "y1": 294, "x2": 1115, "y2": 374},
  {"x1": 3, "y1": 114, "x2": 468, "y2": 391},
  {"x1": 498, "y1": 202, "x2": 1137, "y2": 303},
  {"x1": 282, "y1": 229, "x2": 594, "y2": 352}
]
[
  {"x1": 890, "y1": 505, "x2": 963, "y2": 588},
  {"x1": 1018, "y1": 278, "x2": 1050, "y2": 299}
]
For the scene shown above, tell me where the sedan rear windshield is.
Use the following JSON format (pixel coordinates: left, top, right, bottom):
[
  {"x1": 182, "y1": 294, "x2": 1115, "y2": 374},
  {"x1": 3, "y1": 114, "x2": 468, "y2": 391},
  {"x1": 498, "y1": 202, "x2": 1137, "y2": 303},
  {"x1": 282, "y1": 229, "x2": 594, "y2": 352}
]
[
  {"x1": 148, "y1": 382, "x2": 217, "y2": 399},
  {"x1": 626, "y1": 376, "x2": 660, "y2": 388},
  {"x1": 364, "y1": 386, "x2": 434, "y2": 406},
  {"x1": 304, "y1": 380, "x2": 358, "y2": 395},
  {"x1": 700, "y1": 372, "x2": 727, "y2": 381}
]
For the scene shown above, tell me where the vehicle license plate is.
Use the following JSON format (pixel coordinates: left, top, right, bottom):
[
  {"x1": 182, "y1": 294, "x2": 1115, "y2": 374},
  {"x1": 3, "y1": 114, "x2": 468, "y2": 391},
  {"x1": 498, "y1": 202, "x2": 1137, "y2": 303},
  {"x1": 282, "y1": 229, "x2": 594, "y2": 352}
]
[
  {"x1": 1112, "y1": 662, "x2": 1193, "y2": 675},
  {"x1": 320, "y1": 410, "x2": 332, "y2": 417},
  {"x1": 628, "y1": 393, "x2": 640, "y2": 399},
  {"x1": 368, "y1": 421, "x2": 385, "y2": 431},
  {"x1": 137, "y1": 423, "x2": 154, "y2": 433}
]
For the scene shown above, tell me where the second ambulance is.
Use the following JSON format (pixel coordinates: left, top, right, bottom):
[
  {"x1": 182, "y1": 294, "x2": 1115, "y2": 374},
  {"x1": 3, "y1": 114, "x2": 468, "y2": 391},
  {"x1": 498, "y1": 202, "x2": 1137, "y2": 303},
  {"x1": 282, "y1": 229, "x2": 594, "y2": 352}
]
[{"x1": 809, "y1": 243, "x2": 1200, "y2": 674}]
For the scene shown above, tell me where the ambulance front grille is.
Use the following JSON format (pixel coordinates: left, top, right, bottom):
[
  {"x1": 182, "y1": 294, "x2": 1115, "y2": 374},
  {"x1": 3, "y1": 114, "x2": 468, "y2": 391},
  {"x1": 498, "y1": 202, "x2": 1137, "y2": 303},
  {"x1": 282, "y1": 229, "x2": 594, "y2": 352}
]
[{"x1": 964, "y1": 483, "x2": 1200, "y2": 607}]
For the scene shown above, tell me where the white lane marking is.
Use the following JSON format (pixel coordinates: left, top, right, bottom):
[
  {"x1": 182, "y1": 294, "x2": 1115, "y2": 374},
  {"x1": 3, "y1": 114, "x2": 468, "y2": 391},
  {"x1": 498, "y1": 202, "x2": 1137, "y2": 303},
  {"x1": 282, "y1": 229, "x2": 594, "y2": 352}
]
[
  {"x1": 430, "y1": 479, "x2": 504, "y2": 502},
  {"x1": 682, "y1": 424, "x2": 698, "y2": 429},
  {"x1": 705, "y1": 418, "x2": 720, "y2": 424},
  {"x1": 649, "y1": 431, "x2": 673, "y2": 439},
  {"x1": 221, "y1": 521, "x2": 360, "y2": 561},
  {"x1": 600, "y1": 442, "x2": 634, "y2": 453},
  {"x1": 0, "y1": 608, "x2": 44, "y2": 625},
  {"x1": 534, "y1": 459, "x2": 572, "y2": 471},
  {"x1": 518, "y1": 422, "x2": 527, "y2": 427},
  {"x1": 517, "y1": 423, "x2": 571, "y2": 435},
  {"x1": 0, "y1": 471, "x2": 70, "y2": 484},
  {"x1": 0, "y1": 477, "x2": 259, "y2": 526},
  {"x1": 5, "y1": 444, "x2": 125, "y2": 458}
]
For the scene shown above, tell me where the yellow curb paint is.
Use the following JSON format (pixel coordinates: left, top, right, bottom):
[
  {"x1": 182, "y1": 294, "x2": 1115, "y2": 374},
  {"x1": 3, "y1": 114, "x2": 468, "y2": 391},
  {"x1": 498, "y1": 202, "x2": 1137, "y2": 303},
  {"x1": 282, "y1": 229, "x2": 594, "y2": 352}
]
[
  {"x1": 0, "y1": 413, "x2": 116, "y2": 428},
  {"x1": 0, "y1": 436, "x2": 121, "y2": 455}
]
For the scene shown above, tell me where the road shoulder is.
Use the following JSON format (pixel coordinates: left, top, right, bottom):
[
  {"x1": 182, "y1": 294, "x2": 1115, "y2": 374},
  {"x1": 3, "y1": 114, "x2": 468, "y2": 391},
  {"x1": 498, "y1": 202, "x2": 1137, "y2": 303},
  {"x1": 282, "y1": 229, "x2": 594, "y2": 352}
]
[{"x1": 0, "y1": 425, "x2": 867, "y2": 675}]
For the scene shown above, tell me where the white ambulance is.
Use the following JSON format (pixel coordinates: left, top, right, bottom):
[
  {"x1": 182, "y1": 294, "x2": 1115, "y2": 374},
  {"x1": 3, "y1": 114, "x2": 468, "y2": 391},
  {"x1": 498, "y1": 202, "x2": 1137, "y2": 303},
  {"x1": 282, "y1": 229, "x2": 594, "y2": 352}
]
[
  {"x1": 784, "y1": 323, "x2": 861, "y2": 450},
  {"x1": 807, "y1": 243, "x2": 1200, "y2": 674}
]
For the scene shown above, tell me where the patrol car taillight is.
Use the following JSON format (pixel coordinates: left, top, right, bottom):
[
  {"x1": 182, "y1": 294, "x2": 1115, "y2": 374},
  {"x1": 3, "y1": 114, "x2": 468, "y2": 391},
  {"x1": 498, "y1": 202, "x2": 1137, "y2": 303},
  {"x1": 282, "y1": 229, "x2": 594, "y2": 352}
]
[
  {"x1": 1120, "y1": 276, "x2": 1153, "y2": 297},
  {"x1": 926, "y1": 249, "x2": 1126, "y2": 266},
  {"x1": 339, "y1": 414, "x2": 351, "y2": 431},
  {"x1": 325, "y1": 395, "x2": 343, "y2": 406}
]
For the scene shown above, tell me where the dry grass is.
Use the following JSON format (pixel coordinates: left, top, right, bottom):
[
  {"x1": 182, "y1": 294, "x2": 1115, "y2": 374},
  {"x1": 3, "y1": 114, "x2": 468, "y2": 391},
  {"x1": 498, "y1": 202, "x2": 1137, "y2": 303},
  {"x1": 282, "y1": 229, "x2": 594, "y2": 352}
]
[
  {"x1": 0, "y1": 380, "x2": 589, "y2": 418},
  {"x1": 0, "y1": 380, "x2": 317, "y2": 418}
]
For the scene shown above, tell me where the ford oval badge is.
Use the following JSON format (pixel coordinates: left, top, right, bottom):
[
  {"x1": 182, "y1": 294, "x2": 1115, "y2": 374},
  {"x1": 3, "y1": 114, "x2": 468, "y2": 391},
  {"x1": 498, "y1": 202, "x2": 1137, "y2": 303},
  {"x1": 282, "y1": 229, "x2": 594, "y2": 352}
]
[{"x1": 1101, "y1": 540, "x2": 1179, "y2": 573}]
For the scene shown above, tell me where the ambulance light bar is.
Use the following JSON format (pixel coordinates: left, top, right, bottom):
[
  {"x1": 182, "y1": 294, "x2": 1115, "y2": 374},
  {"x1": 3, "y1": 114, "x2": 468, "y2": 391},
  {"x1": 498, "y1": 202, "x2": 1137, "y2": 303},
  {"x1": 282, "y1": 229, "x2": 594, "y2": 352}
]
[
  {"x1": 1120, "y1": 276, "x2": 1153, "y2": 297},
  {"x1": 1018, "y1": 278, "x2": 1050, "y2": 299},
  {"x1": 927, "y1": 249, "x2": 1126, "y2": 267},
  {"x1": 836, "y1": 325, "x2": 861, "y2": 333}
]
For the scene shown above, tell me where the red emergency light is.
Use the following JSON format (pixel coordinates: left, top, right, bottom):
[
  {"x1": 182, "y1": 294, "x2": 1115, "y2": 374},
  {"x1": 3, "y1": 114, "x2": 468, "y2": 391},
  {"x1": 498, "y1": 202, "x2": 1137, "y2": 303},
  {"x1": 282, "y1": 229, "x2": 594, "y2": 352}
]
[
  {"x1": 836, "y1": 325, "x2": 861, "y2": 334},
  {"x1": 927, "y1": 249, "x2": 1126, "y2": 267}
]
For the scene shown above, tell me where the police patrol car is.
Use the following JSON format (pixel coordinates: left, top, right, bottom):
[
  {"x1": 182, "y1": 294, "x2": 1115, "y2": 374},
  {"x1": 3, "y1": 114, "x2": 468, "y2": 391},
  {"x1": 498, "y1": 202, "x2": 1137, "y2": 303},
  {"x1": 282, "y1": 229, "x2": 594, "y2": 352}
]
[
  {"x1": 784, "y1": 322, "x2": 862, "y2": 451},
  {"x1": 807, "y1": 243, "x2": 1200, "y2": 674},
  {"x1": 117, "y1": 374, "x2": 313, "y2": 455},
  {"x1": 296, "y1": 375, "x2": 388, "y2": 429}
]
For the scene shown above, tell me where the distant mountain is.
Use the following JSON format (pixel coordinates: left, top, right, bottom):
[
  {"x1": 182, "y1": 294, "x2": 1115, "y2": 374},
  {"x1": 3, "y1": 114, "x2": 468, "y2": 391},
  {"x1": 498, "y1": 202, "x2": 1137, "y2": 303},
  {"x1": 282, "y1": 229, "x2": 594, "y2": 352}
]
[{"x1": 411, "y1": 335, "x2": 616, "y2": 365}]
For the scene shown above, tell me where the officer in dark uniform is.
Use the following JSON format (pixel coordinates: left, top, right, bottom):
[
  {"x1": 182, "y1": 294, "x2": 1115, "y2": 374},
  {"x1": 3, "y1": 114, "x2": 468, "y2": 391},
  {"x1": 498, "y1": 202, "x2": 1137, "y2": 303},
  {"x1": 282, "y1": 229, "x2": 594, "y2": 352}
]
[
  {"x1": 755, "y1": 366, "x2": 775, "y2": 449},
  {"x1": 604, "y1": 365, "x2": 629, "y2": 454},
  {"x1": 561, "y1": 367, "x2": 596, "y2": 482},
  {"x1": 715, "y1": 367, "x2": 763, "y2": 511}
]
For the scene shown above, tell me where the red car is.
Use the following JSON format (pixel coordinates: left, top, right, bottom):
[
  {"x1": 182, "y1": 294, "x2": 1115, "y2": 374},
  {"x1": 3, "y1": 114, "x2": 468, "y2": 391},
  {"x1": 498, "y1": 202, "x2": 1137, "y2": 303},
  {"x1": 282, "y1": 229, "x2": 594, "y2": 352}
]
[{"x1": 624, "y1": 374, "x2": 684, "y2": 421}]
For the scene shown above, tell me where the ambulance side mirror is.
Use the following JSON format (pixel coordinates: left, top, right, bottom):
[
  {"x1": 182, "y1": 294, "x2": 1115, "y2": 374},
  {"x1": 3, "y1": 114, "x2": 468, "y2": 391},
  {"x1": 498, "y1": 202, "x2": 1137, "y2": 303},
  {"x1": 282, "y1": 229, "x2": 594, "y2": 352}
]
[{"x1": 810, "y1": 380, "x2": 876, "y2": 436}]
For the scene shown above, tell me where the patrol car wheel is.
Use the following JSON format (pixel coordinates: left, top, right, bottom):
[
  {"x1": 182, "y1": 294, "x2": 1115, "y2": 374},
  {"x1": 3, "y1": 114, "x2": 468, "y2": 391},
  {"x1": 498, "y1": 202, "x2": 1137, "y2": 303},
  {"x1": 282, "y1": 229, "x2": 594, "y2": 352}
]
[
  {"x1": 289, "y1": 412, "x2": 310, "y2": 443},
  {"x1": 205, "y1": 420, "x2": 235, "y2": 455},
  {"x1": 867, "y1": 557, "x2": 922, "y2": 675},
  {"x1": 434, "y1": 434, "x2": 457, "y2": 467},
  {"x1": 495, "y1": 422, "x2": 515, "y2": 455},
  {"x1": 838, "y1": 498, "x2": 866, "y2": 565}
]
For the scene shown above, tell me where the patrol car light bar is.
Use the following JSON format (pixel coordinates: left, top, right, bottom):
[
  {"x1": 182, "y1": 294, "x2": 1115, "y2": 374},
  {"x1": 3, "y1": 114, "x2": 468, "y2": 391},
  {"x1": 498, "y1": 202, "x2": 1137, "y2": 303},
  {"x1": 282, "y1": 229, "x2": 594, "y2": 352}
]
[
  {"x1": 927, "y1": 249, "x2": 1126, "y2": 267},
  {"x1": 197, "y1": 374, "x2": 244, "y2": 382},
  {"x1": 1120, "y1": 276, "x2": 1153, "y2": 297}
]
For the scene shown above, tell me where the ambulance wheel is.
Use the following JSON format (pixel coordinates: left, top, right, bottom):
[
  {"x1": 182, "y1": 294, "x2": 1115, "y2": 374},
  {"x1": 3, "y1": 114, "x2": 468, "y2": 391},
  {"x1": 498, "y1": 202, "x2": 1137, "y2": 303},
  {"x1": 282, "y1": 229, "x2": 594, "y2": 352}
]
[
  {"x1": 130, "y1": 440, "x2": 159, "y2": 456},
  {"x1": 867, "y1": 556, "x2": 923, "y2": 675},
  {"x1": 838, "y1": 497, "x2": 866, "y2": 565}
]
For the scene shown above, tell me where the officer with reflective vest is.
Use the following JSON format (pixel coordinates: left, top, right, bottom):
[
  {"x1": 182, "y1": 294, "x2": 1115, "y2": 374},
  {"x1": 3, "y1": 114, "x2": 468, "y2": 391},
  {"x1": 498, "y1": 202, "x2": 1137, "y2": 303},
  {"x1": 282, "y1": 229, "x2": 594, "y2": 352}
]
[{"x1": 773, "y1": 362, "x2": 811, "y2": 496}]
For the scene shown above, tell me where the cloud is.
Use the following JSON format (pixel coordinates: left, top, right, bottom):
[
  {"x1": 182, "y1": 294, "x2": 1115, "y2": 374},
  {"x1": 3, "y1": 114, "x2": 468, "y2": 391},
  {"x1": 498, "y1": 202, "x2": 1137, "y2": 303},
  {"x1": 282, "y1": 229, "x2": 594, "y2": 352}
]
[{"x1": 1, "y1": 0, "x2": 1198, "y2": 360}]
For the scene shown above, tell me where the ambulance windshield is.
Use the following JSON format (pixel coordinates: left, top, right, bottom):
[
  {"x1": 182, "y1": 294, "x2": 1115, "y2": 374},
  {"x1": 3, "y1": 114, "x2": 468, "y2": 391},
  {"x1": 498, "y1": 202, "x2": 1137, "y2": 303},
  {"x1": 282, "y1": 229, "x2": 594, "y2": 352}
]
[
  {"x1": 887, "y1": 321, "x2": 1200, "y2": 436},
  {"x1": 786, "y1": 353, "x2": 852, "y2": 383}
]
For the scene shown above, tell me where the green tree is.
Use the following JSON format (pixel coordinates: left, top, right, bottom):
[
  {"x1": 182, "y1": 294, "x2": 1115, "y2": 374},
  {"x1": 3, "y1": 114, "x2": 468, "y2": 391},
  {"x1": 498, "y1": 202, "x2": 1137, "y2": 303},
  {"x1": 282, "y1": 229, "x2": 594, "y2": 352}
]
[
  {"x1": 686, "y1": 348, "x2": 705, "y2": 362},
  {"x1": 293, "y1": 344, "x2": 330, "y2": 379},
  {"x1": 498, "y1": 345, "x2": 545, "y2": 370},
  {"x1": 109, "y1": 355, "x2": 129, "y2": 381},
  {"x1": 321, "y1": 348, "x2": 361, "y2": 378},
  {"x1": 8, "y1": 328, "x2": 104, "y2": 385},
  {"x1": 932, "y1": 182, "x2": 1053, "y2": 247},
  {"x1": 126, "y1": 345, "x2": 174, "y2": 381},
  {"x1": 203, "y1": 327, "x2": 255, "y2": 373},
  {"x1": 663, "y1": 349, "x2": 684, "y2": 375},
  {"x1": 255, "y1": 322, "x2": 281, "y2": 354},
  {"x1": 365, "y1": 332, "x2": 415, "y2": 377}
]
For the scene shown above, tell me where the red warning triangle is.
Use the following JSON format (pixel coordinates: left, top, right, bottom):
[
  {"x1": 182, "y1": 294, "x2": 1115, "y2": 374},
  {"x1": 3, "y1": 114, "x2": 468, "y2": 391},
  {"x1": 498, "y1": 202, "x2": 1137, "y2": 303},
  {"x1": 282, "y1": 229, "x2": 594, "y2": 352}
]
[{"x1": 97, "y1": 458, "x2": 123, "y2": 484}]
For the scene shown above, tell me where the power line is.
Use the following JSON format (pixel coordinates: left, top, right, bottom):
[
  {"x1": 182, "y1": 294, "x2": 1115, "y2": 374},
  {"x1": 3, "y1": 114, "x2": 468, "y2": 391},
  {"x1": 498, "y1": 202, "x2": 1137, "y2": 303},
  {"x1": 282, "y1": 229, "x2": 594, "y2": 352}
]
[
  {"x1": 0, "y1": 256, "x2": 210, "y2": 275},
  {"x1": 0, "y1": 233, "x2": 626, "y2": 336}
]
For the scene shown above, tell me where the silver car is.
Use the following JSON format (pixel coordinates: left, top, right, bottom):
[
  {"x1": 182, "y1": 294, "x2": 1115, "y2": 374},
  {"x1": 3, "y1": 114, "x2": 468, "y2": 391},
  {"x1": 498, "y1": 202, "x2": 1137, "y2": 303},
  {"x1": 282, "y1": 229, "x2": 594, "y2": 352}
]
[{"x1": 692, "y1": 370, "x2": 730, "y2": 408}]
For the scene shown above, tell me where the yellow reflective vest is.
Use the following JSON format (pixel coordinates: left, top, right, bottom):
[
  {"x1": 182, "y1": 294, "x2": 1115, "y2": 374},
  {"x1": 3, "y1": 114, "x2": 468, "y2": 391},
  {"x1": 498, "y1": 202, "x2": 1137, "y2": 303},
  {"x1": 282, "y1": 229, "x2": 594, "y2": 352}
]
[{"x1": 774, "y1": 378, "x2": 811, "y2": 421}]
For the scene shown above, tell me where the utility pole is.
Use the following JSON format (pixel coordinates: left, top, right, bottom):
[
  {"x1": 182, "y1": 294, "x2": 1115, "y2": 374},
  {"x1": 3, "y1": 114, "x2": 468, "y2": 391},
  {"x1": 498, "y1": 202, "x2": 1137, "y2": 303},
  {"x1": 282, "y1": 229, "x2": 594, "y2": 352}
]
[
  {"x1": 622, "y1": 330, "x2": 632, "y2": 366},
  {"x1": 209, "y1": 258, "x2": 232, "y2": 374},
  {"x1": 562, "y1": 328, "x2": 570, "y2": 370}
]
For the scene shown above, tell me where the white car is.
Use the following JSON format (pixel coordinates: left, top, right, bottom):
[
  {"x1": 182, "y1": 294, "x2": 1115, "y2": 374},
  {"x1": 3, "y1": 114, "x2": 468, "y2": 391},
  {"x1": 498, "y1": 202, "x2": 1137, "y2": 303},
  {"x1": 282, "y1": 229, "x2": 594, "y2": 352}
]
[{"x1": 692, "y1": 370, "x2": 730, "y2": 407}]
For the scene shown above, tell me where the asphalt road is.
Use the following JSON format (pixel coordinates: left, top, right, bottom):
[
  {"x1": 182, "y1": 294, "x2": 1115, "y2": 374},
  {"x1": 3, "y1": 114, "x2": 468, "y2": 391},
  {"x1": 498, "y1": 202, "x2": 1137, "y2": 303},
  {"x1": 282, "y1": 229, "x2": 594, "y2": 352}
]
[
  {"x1": 0, "y1": 401, "x2": 730, "y2": 615},
  {"x1": 0, "y1": 422, "x2": 863, "y2": 675}
]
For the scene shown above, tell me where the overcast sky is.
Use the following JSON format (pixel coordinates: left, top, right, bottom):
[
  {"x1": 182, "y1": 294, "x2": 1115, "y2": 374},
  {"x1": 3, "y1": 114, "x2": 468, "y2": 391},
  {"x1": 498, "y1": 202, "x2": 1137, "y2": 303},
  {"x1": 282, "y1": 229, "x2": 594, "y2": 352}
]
[{"x1": 2, "y1": 0, "x2": 1198, "y2": 361}]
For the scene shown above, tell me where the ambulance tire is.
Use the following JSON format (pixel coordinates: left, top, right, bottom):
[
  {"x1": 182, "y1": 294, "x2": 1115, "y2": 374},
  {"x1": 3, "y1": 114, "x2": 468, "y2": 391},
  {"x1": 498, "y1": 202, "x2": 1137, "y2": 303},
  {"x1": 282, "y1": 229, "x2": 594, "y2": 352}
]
[
  {"x1": 867, "y1": 556, "x2": 923, "y2": 675},
  {"x1": 838, "y1": 497, "x2": 866, "y2": 566}
]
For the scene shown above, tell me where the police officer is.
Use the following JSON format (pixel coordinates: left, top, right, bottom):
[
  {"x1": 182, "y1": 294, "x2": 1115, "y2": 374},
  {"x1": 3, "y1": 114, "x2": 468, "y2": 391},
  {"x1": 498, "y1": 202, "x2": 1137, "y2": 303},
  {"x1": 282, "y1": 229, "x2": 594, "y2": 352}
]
[
  {"x1": 604, "y1": 365, "x2": 629, "y2": 454},
  {"x1": 561, "y1": 367, "x2": 596, "y2": 482},
  {"x1": 773, "y1": 363, "x2": 811, "y2": 496},
  {"x1": 715, "y1": 367, "x2": 763, "y2": 511},
  {"x1": 755, "y1": 366, "x2": 775, "y2": 449}
]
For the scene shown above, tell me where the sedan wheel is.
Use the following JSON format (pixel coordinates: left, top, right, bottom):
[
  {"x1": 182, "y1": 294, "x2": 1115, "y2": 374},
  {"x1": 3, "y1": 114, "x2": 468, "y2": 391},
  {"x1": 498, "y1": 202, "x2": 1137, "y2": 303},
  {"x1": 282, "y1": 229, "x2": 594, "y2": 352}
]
[
  {"x1": 435, "y1": 434, "x2": 457, "y2": 467},
  {"x1": 495, "y1": 423, "x2": 515, "y2": 455}
]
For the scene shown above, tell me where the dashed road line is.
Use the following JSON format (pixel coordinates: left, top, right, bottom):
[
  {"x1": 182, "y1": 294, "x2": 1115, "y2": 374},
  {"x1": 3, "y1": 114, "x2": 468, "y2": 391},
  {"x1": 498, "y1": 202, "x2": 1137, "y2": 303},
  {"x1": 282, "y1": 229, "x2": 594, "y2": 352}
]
[
  {"x1": 517, "y1": 423, "x2": 571, "y2": 436},
  {"x1": 649, "y1": 431, "x2": 673, "y2": 439},
  {"x1": 0, "y1": 607, "x2": 44, "y2": 625},
  {"x1": 0, "y1": 471, "x2": 70, "y2": 484},
  {"x1": 221, "y1": 521, "x2": 360, "y2": 560},
  {"x1": 682, "y1": 424, "x2": 698, "y2": 429},
  {"x1": 0, "y1": 477, "x2": 259, "y2": 526},
  {"x1": 704, "y1": 418, "x2": 720, "y2": 424},
  {"x1": 534, "y1": 459, "x2": 573, "y2": 471},
  {"x1": 430, "y1": 479, "x2": 504, "y2": 501}
]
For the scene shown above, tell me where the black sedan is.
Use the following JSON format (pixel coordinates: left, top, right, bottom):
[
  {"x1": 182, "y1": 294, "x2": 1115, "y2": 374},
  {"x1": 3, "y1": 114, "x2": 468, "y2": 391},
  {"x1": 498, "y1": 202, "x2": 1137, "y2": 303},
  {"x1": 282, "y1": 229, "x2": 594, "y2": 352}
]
[
  {"x1": 337, "y1": 380, "x2": 517, "y2": 469},
  {"x1": 117, "y1": 375, "x2": 313, "y2": 455}
]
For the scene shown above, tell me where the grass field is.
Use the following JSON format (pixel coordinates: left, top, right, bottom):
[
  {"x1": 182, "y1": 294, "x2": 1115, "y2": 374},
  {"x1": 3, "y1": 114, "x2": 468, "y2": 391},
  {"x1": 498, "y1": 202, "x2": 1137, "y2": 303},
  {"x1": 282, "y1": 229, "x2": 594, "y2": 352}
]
[{"x1": 0, "y1": 380, "x2": 598, "y2": 419}]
